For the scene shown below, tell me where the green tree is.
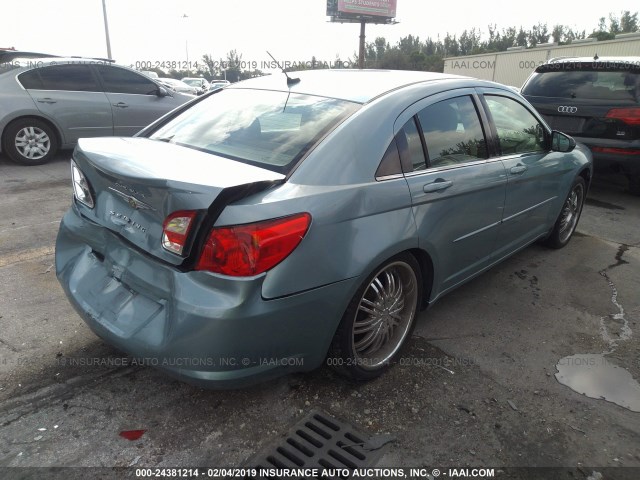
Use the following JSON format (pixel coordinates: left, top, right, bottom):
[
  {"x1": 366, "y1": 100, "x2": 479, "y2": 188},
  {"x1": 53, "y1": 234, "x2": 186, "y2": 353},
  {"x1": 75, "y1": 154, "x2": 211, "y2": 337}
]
[
  {"x1": 620, "y1": 10, "x2": 639, "y2": 32},
  {"x1": 202, "y1": 54, "x2": 219, "y2": 79}
]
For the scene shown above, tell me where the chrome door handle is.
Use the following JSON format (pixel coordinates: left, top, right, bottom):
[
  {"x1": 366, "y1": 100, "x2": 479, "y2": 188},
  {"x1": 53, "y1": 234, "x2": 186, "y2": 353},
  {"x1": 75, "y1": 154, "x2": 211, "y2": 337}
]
[
  {"x1": 510, "y1": 165, "x2": 527, "y2": 174},
  {"x1": 423, "y1": 179, "x2": 453, "y2": 193},
  {"x1": 112, "y1": 102, "x2": 129, "y2": 108},
  {"x1": 37, "y1": 97, "x2": 57, "y2": 104}
]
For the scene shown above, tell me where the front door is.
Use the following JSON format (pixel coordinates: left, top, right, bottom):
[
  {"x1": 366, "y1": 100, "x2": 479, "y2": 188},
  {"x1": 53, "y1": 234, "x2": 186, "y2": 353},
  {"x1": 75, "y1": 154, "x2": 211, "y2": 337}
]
[{"x1": 479, "y1": 90, "x2": 567, "y2": 258}]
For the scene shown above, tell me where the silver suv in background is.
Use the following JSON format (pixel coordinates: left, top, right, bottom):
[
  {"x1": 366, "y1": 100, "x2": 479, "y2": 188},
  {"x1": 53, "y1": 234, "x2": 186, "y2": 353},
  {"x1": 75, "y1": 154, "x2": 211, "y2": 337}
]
[{"x1": 0, "y1": 56, "x2": 194, "y2": 165}]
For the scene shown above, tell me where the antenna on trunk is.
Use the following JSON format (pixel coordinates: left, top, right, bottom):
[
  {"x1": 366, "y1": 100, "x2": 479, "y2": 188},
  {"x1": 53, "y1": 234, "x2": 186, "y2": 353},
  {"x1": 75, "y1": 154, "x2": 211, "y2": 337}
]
[{"x1": 267, "y1": 51, "x2": 300, "y2": 86}]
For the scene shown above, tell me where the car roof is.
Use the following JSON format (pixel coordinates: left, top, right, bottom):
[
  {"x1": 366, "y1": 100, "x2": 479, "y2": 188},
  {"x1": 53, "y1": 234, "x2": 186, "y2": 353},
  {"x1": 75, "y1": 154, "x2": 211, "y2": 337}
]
[
  {"x1": 5, "y1": 56, "x2": 117, "y2": 68},
  {"x1": 228, "y1": 69, "x2": 471, "y2": 104},
  {"x1": 547, "y1": 56, "x2": 640, "y2": 63},
  {"x1": 0, "y1": 51, "x2": 59, "y2": 62}
]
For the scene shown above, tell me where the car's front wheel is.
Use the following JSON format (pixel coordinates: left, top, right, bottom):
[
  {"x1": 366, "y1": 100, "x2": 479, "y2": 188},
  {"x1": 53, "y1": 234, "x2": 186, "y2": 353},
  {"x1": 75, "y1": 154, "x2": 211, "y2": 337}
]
[
  {"x1": 3, "y1": 118, "x2": 58, "y2": 165},
  {"x1": 328, "y1": 253, "x2": 422, "y2": 380},
  {"x1": 543, "y1": 176, "x2": 586, "y2": 249}
]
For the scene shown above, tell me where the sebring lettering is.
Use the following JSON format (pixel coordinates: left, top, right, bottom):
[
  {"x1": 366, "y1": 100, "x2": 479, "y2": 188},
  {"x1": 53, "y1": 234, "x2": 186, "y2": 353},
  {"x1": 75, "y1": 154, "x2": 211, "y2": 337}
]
[{"x1": 109, "y1": 211, "x2": 147, "y2": 233}]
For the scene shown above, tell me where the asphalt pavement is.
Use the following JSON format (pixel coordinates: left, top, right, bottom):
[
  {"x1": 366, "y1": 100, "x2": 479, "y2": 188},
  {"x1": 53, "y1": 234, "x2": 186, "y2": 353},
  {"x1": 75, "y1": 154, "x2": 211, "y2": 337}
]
[{"x1": 0, "y1": 151, "x2": 638, "y2": 474}]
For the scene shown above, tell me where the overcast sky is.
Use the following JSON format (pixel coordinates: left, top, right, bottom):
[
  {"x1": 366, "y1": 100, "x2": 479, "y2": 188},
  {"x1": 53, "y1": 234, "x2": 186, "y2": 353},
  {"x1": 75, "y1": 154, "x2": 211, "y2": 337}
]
[{"x1": 2, "y1": 0, "x2": 638, "y2": 70}]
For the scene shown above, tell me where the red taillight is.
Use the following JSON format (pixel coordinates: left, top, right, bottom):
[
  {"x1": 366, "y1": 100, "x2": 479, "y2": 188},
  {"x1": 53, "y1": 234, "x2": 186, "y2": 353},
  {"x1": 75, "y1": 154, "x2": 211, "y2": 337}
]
[
  {"x1": 196, "y1": 213, "x2": 311, "y2": 277},
  {"x1": 162, "y1": 210, "x2": 197, "y2": 255},
  {"x1": 592, "y1": 146, "x2": 640, "y2": 155},
  {"x1": 606, "y1": 108, "x2": 640, "y2": 125}
]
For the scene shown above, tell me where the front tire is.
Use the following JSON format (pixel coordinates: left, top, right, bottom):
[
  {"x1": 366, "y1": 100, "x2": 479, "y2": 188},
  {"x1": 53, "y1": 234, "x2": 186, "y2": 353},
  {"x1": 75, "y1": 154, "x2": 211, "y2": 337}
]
[
  {"x1": 3, "y1": 118, "x2": 58, "y2": 165},
  {"x1": 543, "y1": 176, "x2": 586, "y2": 249},
  {"x1": 328, "y1": 253, "x2": 422, "y2": 381}
]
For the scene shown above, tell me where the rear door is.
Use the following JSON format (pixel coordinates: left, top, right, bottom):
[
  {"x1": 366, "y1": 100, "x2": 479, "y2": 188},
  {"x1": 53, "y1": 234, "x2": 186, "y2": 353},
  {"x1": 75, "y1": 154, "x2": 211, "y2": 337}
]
[
  {"x1": 399, "y1": 90, "x2": 507, "y2": 296},
  {"x1": 19, "y1": 64, "x2": 113, "y2": 143},
  {"x1": 478, "y1": 89, "x2": 568, "y2": 256},
  {"x1": 94, "y1": 65, "x2": 184, "y2": 136}
]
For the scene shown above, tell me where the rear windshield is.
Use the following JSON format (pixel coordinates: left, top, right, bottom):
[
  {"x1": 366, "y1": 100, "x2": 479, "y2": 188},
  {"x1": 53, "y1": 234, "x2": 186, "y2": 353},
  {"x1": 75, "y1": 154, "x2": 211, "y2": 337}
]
[
  {"x1": 149, "y1": 89, "x2": 359, "y2": 174},
  {"x1": 523, "y1": 70, "x2": 639, "y2": 101}
]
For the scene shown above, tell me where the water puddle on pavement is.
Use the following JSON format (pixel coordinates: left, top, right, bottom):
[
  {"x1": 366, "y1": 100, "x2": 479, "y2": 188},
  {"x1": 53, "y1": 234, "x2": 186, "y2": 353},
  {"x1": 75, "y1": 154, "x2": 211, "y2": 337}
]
[
  {"x1": 555, "y1": 268, "x2": 640, "y2": 412},
  {"x1": 555, "y1": 354, "x2": 640, "y2": 412}
]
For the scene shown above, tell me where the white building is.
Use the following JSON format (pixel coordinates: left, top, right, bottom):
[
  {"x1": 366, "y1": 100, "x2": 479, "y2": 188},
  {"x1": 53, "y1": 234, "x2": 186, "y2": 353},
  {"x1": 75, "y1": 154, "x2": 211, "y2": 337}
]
[{"x1": 443, "y1": 33, "x2": 640, "y2": 87}]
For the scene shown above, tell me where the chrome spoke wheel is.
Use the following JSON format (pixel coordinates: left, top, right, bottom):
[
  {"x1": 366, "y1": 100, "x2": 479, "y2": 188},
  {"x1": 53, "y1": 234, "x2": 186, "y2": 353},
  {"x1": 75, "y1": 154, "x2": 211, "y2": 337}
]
[
  {"x1": 15, "y1": 126, "x2": 51, "y2": 160},
  {"x1": 558, "y1": 183, "x2": 584, "y2": 243},
  {"x1": 352, "y1": 261, "x2": 418, "y2": 369}
]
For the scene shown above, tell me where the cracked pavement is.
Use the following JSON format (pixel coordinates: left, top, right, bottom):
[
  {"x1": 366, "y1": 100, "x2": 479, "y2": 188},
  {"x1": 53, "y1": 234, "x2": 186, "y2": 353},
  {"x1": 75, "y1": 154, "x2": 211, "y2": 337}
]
[{"x1": 0, "y1": 153, "x2": 639, "y2": 471}]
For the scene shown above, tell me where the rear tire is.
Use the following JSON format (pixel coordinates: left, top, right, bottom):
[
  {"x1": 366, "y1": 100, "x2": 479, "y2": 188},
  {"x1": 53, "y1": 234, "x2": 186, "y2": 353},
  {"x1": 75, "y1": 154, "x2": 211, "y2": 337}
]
[
  {"x1": 543, "y1": 176, "x2": 586, "y2": 249},
  {"x1": 3, "y1": 118, "x2": 58, "y2": 165},
  {"x1": 327, "y1": 253, "x2": 422, "y2": 381}
]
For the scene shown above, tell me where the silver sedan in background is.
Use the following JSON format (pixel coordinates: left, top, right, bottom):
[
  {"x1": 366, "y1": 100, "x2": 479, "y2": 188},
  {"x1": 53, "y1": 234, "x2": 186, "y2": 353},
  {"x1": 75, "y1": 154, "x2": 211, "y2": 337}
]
[{"x1": 0, "y1": 57, "x2": 194, "y2": 165}]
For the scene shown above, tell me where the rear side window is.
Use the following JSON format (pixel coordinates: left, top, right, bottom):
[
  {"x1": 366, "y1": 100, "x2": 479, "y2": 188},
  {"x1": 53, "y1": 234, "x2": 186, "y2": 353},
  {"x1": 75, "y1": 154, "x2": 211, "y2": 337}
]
[
  {"x1": 375, "y1": 139, "x2": 402, "y2": 178},
  {"x1": 523, "y1": 71, "x2": 639, "y2": 101},
  {"x1": 95, "y1": 65, "x2": 159, "y2": 95},
  {"x1": 417, "y1": 96, "x2": 487, "y2": 167},
  {"x1": 397, "y1": 118, "x2": 427, "y2": 173},
  {"x1": 18, "y1": 69, "x2": 44, "y2": 89},
  {"x1": 20, "y1": 65, "x2": 99, "y2": 92}
]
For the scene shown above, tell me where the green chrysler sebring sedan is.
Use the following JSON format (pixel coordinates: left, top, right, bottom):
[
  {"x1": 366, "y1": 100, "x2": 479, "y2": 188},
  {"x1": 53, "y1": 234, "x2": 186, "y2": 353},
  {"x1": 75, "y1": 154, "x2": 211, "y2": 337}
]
[{"x1": 55, "y1": 69, "x2": 592, "y2": 387}]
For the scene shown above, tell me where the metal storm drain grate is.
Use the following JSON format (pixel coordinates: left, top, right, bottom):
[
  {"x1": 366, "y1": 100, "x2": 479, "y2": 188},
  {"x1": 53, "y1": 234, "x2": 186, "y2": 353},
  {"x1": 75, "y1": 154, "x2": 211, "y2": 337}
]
[{"x1": 243, "y1": 409, "x2": 393, "y2": 479}]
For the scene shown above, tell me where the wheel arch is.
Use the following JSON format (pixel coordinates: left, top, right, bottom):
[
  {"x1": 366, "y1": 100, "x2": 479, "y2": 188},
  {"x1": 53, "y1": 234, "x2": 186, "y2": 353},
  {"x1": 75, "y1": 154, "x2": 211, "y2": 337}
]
[
  {"x1": 2, "y1": 115, "x2": 64, "y2": 152},
  {"x1": 578, "y1": 167, "x2": 592, "y2": 190},
  {"x1": 407, "y1": 248, "x2": 434, "y2": 310}
]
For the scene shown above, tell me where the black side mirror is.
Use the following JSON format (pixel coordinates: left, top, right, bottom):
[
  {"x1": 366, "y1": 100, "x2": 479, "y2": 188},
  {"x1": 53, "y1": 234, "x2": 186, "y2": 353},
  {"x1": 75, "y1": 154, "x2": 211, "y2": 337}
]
[{"x1": 551, "y1": 130, "x2": 576, "y2": 152}]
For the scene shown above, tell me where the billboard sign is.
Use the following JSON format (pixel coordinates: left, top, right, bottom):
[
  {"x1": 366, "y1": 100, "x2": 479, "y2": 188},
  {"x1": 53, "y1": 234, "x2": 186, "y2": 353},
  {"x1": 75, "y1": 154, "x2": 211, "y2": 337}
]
[{"x1": 327, "y1": 0, "x2": 397, "y2": 19}]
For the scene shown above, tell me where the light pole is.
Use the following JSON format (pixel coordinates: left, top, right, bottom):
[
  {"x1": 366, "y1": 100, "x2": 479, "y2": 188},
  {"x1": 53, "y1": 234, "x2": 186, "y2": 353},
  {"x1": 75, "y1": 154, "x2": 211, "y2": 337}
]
[
  {"x1": 182, "y1": 14, "x2": 189, "y2": 64},
  {"x1": 101, "y1": 0, "x2": 112, "y2": 60}
]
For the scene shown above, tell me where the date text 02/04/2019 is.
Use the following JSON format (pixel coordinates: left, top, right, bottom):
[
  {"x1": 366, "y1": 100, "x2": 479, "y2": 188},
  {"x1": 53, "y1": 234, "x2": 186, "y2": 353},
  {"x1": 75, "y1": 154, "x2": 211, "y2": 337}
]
[
  {"x1": 133, "y1": 467, "x2": 496, "y2": 478},
  {"x1": 132, "y1": 60, "x2": 354, "y2": 71}
]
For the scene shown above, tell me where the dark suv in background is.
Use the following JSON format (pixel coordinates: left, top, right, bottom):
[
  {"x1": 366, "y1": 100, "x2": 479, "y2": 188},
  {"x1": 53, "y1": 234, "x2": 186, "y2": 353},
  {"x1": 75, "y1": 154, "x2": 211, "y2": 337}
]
[{"x1": 522, "y1": 57, "x2": 640, "y2": 194}]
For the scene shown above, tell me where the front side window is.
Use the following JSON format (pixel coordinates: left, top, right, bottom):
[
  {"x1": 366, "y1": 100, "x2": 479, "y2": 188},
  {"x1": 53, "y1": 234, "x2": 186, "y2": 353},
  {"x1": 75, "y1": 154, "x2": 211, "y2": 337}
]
[
  {"x1": 484, "y1": 95, "x2": 546, "y2": 155},
  {"x1": 95, "y1": 65, "x2": 159, "y2": 95},
  {"x1": 149, "y1": 89, "x2": 359, "y2": 174},
  {"x1": 417, "y1": 96, "x2": 487, "y2": 167},
  {"x1": 19, "y1": 65, "x2": 99, "y2": 92}
]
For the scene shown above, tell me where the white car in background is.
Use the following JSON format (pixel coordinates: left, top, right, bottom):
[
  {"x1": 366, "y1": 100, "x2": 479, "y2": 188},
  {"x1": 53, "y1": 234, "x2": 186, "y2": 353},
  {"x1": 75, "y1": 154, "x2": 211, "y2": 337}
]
[
  {"x1": 140, "y1": 70, "x2": 159, "y2": 79},
  {"x1": 181, "y1": 77, "x2": 209, "y2": 95},
  {"x1": 209, "y1": 80, "x2": 231, "y2": 91},
  {"x1": 157, "y1": 78, "x2": 198, "y2": 95}
]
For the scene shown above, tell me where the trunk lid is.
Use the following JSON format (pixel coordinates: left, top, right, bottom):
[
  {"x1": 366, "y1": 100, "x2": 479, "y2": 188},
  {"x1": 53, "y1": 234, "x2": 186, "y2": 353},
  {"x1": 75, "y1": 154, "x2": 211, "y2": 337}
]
[{"x1": 73, "y1": 137, "x2": 285, "y2": 265}]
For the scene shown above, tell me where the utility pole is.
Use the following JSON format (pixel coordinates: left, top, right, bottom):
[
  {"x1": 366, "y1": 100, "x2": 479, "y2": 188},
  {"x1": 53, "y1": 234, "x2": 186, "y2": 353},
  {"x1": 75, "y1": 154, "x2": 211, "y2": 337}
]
[
  {"x1": 101, "y1": 0, "x2": 112, "y2": 60},
  {"x1": 358, "y1": 20, "x2": 366, "y2": 69}
]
